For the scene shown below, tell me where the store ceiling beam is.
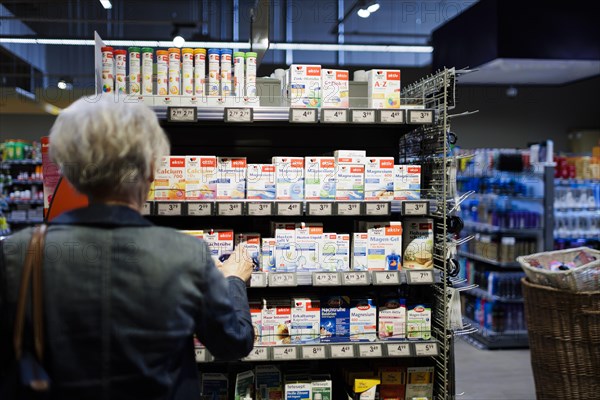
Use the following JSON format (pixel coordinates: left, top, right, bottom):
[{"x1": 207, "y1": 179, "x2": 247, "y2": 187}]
[{"x1": 0, "y1": 16, "x2": 196, "y2": 26}]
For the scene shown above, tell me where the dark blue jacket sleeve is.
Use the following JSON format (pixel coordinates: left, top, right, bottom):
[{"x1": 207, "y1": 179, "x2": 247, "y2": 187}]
[{"x1": 193, "y1": 242, "x2": 254, "y2": 360}]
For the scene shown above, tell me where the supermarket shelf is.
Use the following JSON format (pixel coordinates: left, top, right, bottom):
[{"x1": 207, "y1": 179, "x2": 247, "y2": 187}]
[
  {"x1": 5, "y1": 198, "x2": 44, "y2": 206},
  {"x1": 458, "y1": 251, "x2": 521, "y2": 268},
  {"x1": 1, "y1": 159, "x2": 42, "y2": 167},
  {"x1": 195, "y1": 339, "x2": 440, "y2": 363},
  {"x1": 462, "y1": 317, "x2": 528, "y2": 337},
  {"x1": 461, "y1": 329, "x2": 529, "y2": 350},
  {"x1": 462, "y1": 221, "x2": 543, "y2": 235},
  {"x1": 460, "y1": 286, "x2": 523, "y2": 303},
  {"x1": 555, "y1": 206, "x2": 599, "y2": 211},
  {"x1": 555, "y1": 178, "x2": 600, "y2": 185},
  {"x1": 469, "y1": 193, "x2": 544, "y2": 203},
  {"x1": 6, "y1": 218, "x2": 43, "y2": 224},
  {"x1": 10, "y1": 179, "x2": 44, "y2": 186}
]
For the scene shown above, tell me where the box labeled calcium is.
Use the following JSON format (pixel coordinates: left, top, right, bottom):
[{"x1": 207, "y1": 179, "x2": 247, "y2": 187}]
[
  {"x1": 402, "y1": 219, "x2": 434, "y2": 269},
  {"x1": 247, "y1": 164, "x2": 276, "y2": 200},
  {"x1": 236, "y1": 233, "x2": 261, "y2": 270},
  {"x1": 288, "y1": 64, "x2": 322, "y2": 108},
  {"x1": 261, "y1": 238, "x2": 277, "y2": 272},
  {"x1": 204, "y1": 230, "x2": 234, "y2": 258},
  {"x1": 255, "y1": 365, "x2": 283, "y2": 400},
  {"x1": 365, "y1": 157, "x2": 395, "y2": 201},
  {"x1": 394, "y1": 165, "x2": 421, "y2": 200},
  {"x1": 275, "y1": 228, "x2": 298, "y2": 271},
  {"x1": 321, "y1": 69, "x2": 349, "y2": 108},
  {"x1": 305, "y1": 157, "x2": 336, "y2": 200},
  {"x1": 216, "y1": 157, "x2": 246, "y2": 199},
  {"x1": 154, "y1": 156, "x2": 186, "y2": 201},
  {"x1": 295, "y1": 225, "x2": 324, "y2": 271},
  {"x1": 350, "y1": 298, "x2": 377, "y2": 342},
  {"x1": 406, "y1": 304, "x2": 432, "y2": 340},
  {"x1": 185, "y1": 156, "x2": 217, "y2": 200},
  {"x1": 291, "y1": 298, "x2": 321, "y2": 343},
  {"x1": 336, "y1": 164, "x2": 365, "y2": 200},
  {"x1": 201, "y1": 373, "x2": 228, "y2": 400},
  {"x1": 284, "y1": 382, "x2": 311, "y2": 400},
  {"x1": 367, "y1": 223, "x2": 402, "y2": 271},
  {"x1": 320, "y1": 295, "x2": 350, "y2": 342},
  {"x1": 405, "y1": 367, "x2": 434, "y2": 400},
  {"x1": 273, "y1": 157, "x2": 305, "y2": 200},
  {"x1": 367, "y1": 69, "x2": 400, "y2": 109},
  {"x1": 378, "y1": 298, "x2": 406, "y2": 340},
  {"x1": 249, "y1": 300, "x2": 263, "y2": 344},
  {"x1": 262, "y1": 299, "x2": 292, "y2": 345},
  {"x1": 352, "y1": 233, "x2": 369, "y2": 271}
]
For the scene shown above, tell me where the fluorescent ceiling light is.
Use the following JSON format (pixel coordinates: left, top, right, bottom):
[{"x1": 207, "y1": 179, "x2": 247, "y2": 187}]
[
  {"x1": 270, "y1": 43, "x2": 433, "y2": 53},
  {"x1": 357, "y1": 8, "x2": 371, "y2": 18},
  {"x1": 367, "y1": 3, "x2": 380, "y2": 13},
  {"x1": 57, "y1": 80, "x2": 67, "y2": 90},
  {"x1": 172, "y1": 35, "x2": 185, "y2": 48},
  {"x1": 99, "y1": 0, "x2": 112, "y2": 9}
]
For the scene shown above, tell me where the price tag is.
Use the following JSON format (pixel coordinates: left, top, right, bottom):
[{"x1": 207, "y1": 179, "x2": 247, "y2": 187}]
[
  {"x1": 167, "y1": 106, "x2": 197, "y2": 122},
  {"x1": 351, "y1": 109, "x2": 376, "y2": 123},
  {"x1": 156, "y1": 202, "x2": 183, "y2": 216},
  {"x1": 373, "y1": 271, "x2": 401, "y2": 285},
  {"x1": 302, "y1": 345, "x2": 326, "y2": 359},
  {"x1": 414, "y1": 342, "x2": 438, "y2": 356},
  {"x1": 272, "y1": 346, "x2": 298, "y2": 360},
  {"x1": 402, "y1": 201, "x2": 429, "y2": 216},
  {"x1": 217, "y1": 202, "x2": 244, "y2": 216},
  {"x1": 359, "y1": 343, "x2": 383, "y2": 358},
  {"x1": 336, "y1": 202, "x2": 362, "y2": 216},
  {"x1": 321, "y1": 108, "x2": 348, "y2": 123},
  {"x1": 187, "y1": 202, "x2": 213, "y2": 216},
  {"x1": 406, "y1": 270, "x2": 435, "y2": 284},
  {"x1": 386, "y1": 342, "x2": 411, "y2": 357},
  {"x1": 250, "y1": 272, "x2": 267, "y2": 288},
  {"x1": 330, "y1": 344, "x2": 355, "y2": 358},
  {"x1": 268, "y1": 272, "x2": 297, "y2": 287},
  {"x1": 408, "y1": 110, "x2": 434, "y2": 124},
  {"x1": 365, "y1": 202, "x2": 390, "y2": 215},
  {"x1": 276, "y1": 202, "x2": 303, "y2": 216},
  {"x1": 224, "y1": 107, "x2": 253, "y2": 122},
  {"x1": 194, "y1": 347, "x2": 208, "y2": 363},
  {"x1": 289, "y1": 108, "x2": 318, "y2": 123},
  {"x1": 141, "y1": 202, "x2": 152, "y2": 216},
  {"x1": 313, "y1": 272, "x2": 341, "y2": 286},
  {"x1": 379, "y1": 110, "x2": 405, "y2": 123},
  {"x1": 307, "y1": 202, "x2": 333, "y2": 216},
  {"x1": 243, "y1": 346, "x2": 269, "y2": 361},
  {"x1": 342, "y1": 271, "x2": 370, "y2": 286},
  {"x1": 247, "y1": 202, "x2": 273, "y2": 216}
]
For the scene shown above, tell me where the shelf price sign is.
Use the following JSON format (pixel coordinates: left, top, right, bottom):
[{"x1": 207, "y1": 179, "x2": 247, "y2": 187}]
[
  {"x1": 408, "y1": 109, "x2": 434, "y2": 124},
  {"x1": 402, "y1": 201, "x2": 430, "y2": 216},
  {"x1": 272, "y1": 346, "x2": 298, "y2": 361},
  {"x1": 167, "y1": 106, "x2": 197, "y2": 122},
  {"x1": 290, "y1": 108, "x2": 318, "y2": 123},
  {"x1": 302, "y1": 345, "x2": 327, "y2": 359},
  {"x1": 379, "y1": 110, "x2": 405, "y2": 124},
  {"x1": 268, "y1": 272, "x2": 297, "y2": 287},
  {"x1": 194, "y1": 347, "x2": 208, "y2": 363},
  {"x1": 224, "y1": 107, "x2": 253, "y2": 123},
  {"x1": 217, "y1": 202, "x2": 243, "y2": 216},
  {"x1": 330, "y1": 344, "x2": 355, "y2": 358},
  {"x1": 247, "y1": 202, "x2": 273, "y2": 216},
  {"x1": 365, "y1": 202, "x2": 390, "y2": 216},
  {"x1": 336, "y1": 202, "x2": 362, "y2": 216},
  {"x1": 351, "y1": 109, "x2": 376, "y2": 123},
  {"x1": 414, "y1": 342, "x2": 439, "y2": 357},
  {"x1": 276, "y1": 202, "x2": 303, "y2": 216},
  {"x1": 243, "y1": 346, "x2": 269, "y2": 361},
  {"x1": 373, "y1": 271, "x2": 401, "y2": 285},
  {"x1": 359, "y1": 343, "x2": 383, "y2": 358},
  {"x1": 250, "y1": 272, "x2": 267, "y2": 288},
  {"x1": 321, "y1": 109, "x2": 348, "y2": 123},
  {"x1": 406, "y1": 270, "x2": 434, "y2": 285},
  {"x1": 313, "y1": 272, "x2": 341, "y2": 286},
  {"x1": 307, "y1": 202, "x2": 333, "y2": 216},
  {"x1": 156, "y1": 202, "x2": 183, "y2": 216},
  {"x1": 187, "y1": 202, "x2": 213, "y2": 216},
  {"x1": 386, "y1": 343, "x2": 411, "y2": 357},
  {"x1": 342, "y1": 271, "x2": 370, "y2": 286},
  {"x1": 141, "y1": 202, "x2": 153, "y2": 216}
]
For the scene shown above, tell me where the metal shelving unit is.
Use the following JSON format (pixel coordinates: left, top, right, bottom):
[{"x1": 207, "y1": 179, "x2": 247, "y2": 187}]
[{"x1": 457, "y1": 251, "x2": 521, "y2": 268}]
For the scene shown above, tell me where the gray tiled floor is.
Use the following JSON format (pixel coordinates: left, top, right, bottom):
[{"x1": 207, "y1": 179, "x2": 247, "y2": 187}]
[{"x1": 455, "y1": 339, "x2": 536, "y2": 400}]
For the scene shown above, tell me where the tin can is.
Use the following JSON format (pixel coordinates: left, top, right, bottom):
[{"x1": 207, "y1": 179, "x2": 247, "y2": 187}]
[
  {"x1": 207, "y1": 49, "x2": 220, "y2": 96},
  {"x1": 193, "y1": 48, "x2": 206, "y2": 96},
  {"x1": 101, "y1": 46, "x2": 114, "y2": 93},
  {"x1": 168, "y1": 48, "x2": 181, "y2": 95},
  {"x1": 141, "y1": 48, "x2": 154, "y2": 95},
  {"x1": 156, "y1": 50, "x2": 169, "y2": 96},
  {"x1": 233, "y1": 52, "x2": 245, "y2": 97},
  {"x1": 220, "y1": 49, "x2": 232, "y2": 97}
]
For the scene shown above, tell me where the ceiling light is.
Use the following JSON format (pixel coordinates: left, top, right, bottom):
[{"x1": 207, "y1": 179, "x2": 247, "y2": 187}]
[
  {"x1": 172, "y1": 35, "x2": 185, "y2": 48},
  {"x1": 57, "y1": 80, "x2": 67, "y2": 90},
  {"x1": 357, "y1": 8, "x2": 371, "y2": 18},
  {"x1": 98, "y1": 0, "x2": 112, "y2": 9},
  {"x1": 367, "y1": 2, "x2": 380, "y2": 13}
]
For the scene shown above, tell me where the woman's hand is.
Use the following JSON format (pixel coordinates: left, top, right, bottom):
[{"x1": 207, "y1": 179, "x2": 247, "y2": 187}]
[{"x1": 219, "y1": 242, "x2": 254, "y2": 283}]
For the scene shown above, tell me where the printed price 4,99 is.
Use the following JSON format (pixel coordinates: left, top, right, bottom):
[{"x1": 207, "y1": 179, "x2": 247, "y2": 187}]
[
  {"x1": 342, "y1": 271, "x2": 369, "y2": 285},
  {"x1": 330, "y1": 344, "x2": 355, "y2": 358},
  {"x1": 313, "y1": 272, "x2": 341, "y2": 286},
  {"x1": 272, "y1": 346, "x2": 297, "y2": 360},
  {"x1": 379, "y1": 110, "x2": 405, "y2": 123},
  {"x1": 243, "y1": 346, "x2": 269, "y2": 361},
  {"x1": 302, "y1": 345, "x2": 326, "y2": 359},
  {"x1": 277, "y1": 202, "x2": 302, "y2": 216},
  {"x1": 321, "y1": 109, "x2": 348, "y2": 123},
  {"x1": 290, "y1": 108, "x2": 317, "y2": 123},
  {"x1": 386, "y1": 343, "x2": 411, "y2": 357}
]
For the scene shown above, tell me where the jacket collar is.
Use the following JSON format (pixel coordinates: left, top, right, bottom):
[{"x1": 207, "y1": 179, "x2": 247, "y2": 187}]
[{"x1": 50, "y1": 203, "x2": 153, "y2": 227}]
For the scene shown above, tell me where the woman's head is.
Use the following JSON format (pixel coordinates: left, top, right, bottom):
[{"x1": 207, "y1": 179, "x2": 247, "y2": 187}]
[{"x1": 49, "y1": 97, "x2": 169, "y2": 206}]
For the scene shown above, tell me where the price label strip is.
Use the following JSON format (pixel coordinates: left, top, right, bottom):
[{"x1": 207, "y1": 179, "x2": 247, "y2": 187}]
[
  {"x1": 365, "y1": 202, "x2": 390, "y2": 216},
  {"x1": 250, "y1": 272, "x2": 268, "y2": 288},
  {"x1": 358, "y1": 343, "x2": 383, "y2": 358},
  {"x1": 330, "y1": 344, "x2": 355, "y2": 358},
  {"x1": 276, "y1": 202, "x2": 303, "y2": 216},
  {"x1": 336, "y1": 202, "x2": 362, "y2": 216},
  {"x1": 373, "y1": 271, "x2": 401, "y2": 285},
  {"x1": 141, "y1": 202, "x2": 153, "y2": 216},
  {"x1": 386, "y1": 342, "x2": 411, "y2": 357},
  {"x1": 342, "y1": 271, "x2": 370, "y2": 286},
  {"x1": 187, "y1": 202, "x2": 213, "y2": 216},
  {"x1": 167, "y1": 106, "x2": 197, "y2": 122},
  {"x1": 414, "y1": 342, "x2": 439, "y2": 357},
  {"x1": 224, "y1": 107, "x2": 253, "y2": 123},
  {"x1": 402, "y1": 200, "x2": 430, "y2": 216},
  {"x1": 406, "y1": 270, "x2": 435, "y2": 285},
  {"x1": 243, "y1": 346, "x2": 270, "y2": 361},
  {"x1": 272, "y1": 346, "x2": 298, "y2": 361},
  {"x1": 289, "y1": 108, "x2": 318, "y2": 123},
  {"x1": 312, "y1": 272, "x2": 341, "y2": 286},
  {"x1": 408, "y1": 109, "x2": 434, "y2": 124},
  {"x1": 156, "y1": 202, "x2": 183, "y2": 216},
  {"x1": 307, "y1": 202, "x2": 333, "y2": 216},
  {"x1": 351, "y1": 109, "x2": 377, "y2": 123},
  {"x1": 194, "y1": 347, "x2": 208, "y2": 363},
  {"x1": 321, "y1": 108, "x2": 349, "y2": 123},
  {"x1": 247, "y1": 202, "x2": 273, "y2": 216},
  {"x1": 217, "y1": 202, "x2": 244, "y2": 216},
  {"x1": 302, "y1": 345, "x2": 327, "y2": 359},
  {"x1": 379, "y1": 110, "x2": 405, "y2": 124},
  {"x1": 268, "y1": 272, "x2": 298, "y2": 287}
]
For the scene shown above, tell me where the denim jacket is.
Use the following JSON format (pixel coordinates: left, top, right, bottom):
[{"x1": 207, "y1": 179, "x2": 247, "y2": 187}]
[{"x1": 0, "y1": 204, "x2": 254, "y2": 399}]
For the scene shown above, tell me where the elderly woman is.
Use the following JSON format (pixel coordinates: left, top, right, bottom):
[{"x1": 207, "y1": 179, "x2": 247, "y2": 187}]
[{"x1": 0, "y1": 98, "x2": 254, "y2": 399}]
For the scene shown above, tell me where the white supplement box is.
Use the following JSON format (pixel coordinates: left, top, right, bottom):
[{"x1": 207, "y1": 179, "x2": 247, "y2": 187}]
[
  {"x1": 284, "y1": 382, "x2": 312, "y2": 400},
  {"x1": 154, "y1": 156, "x2": 186, "y2": 201},
  {"x1": 275, "y1": 228, "x2": 298, "y2": 272},
  {"x1": 247, "y1": 164, "x2": 276, "y2": 200},
  {"x1": 365, "y1": 157, "x2": 395, "y2": 201},
  {"x1": 352, "y1": 233, "x2": 369, "y2": 271},
  {"x1": 185, "y1": 156, "x2": 217, "y2": 200},
  {"x1": 273, "y1": 157, "x2": 305, "y2": 200},
  {"x1": 394, "y1": 165, "x2": 421, "y2": 200},
  {"x1": 336, "y1": 164, "x2": 365, "y2": 201},
  {"x1": 261, "y1": 299, "x2": 292, "y2": 345},
  {"x1": 367, "y1": 223, "x2": 402, "y2": 271},
  {"x1": 288, "y1": 64, "x2": 322, "y2": 108},
  {"x1": 406, "y1": 304, "x2": 432, "y2": 340},
  {"x1": 350, "y1": 298, "x2": 377, "y2": 341},
  {"x1": 249, "y1": 300, "x2": 263, "y2": 342},
  {"x1": 378, "y1": 298, "x2": 406, "y2": 340},
  {"x1": 335, "y1": 233, "x2": 351, "y2": 271},
  {"x1": 235, "y1": 233, "x2": 261, "y2": 269},
  {"x1": 367, "y1": 69, "x2": 401, "y2": 109},
  {"x1": 405, "y1": 367, "x2": 434, "y2": 400},
  {"x1": 295, "y1": 225, "x2": 324, "y2": 271},
  {"x1": 321, "y1": 232, "x2": 338, "y2": 272},
  {"x1": 321, "y1": 69, "x2": 349, "y2": 108},
  {"x1": 204, "y1": 230, "x2": 234, "y2": 258},
  {"x1": 216, "y1": 157, "x2": 246, "y2": 199},
  {"x1": 290, "y1": 298, "x2": 321, "y2": 343},
  {"x1": 260, "y1": 238, "x2": 277, "y2": 272},
  {"x1": 305, "y1": 157, "x2": 336, "y2": 200},
  {"x1": 334, "y1": 150, "x2": 366, "y2": 158},
  {"x1": 402, "y1": 218, "x2": 434, "y2": 269}
]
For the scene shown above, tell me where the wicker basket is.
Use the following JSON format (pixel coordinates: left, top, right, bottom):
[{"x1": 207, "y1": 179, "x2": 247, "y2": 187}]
[
  {"x1": 522, "y1": 278, "x2": 600, "y2": 400},
  {"x1": 517, "y1": 247, "x2": 600, "y2": 292}
]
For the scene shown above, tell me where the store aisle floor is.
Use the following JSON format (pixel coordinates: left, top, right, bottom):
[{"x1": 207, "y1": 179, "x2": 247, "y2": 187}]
[{"x1": 455, "y1": 339, "x2": 536, "y2": 400}]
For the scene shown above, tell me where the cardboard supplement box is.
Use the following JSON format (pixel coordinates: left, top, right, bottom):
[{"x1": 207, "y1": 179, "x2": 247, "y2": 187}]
[
  {"x1": 261, "y1": 299, "x2": 292, "y2": 345},
  {"x1": 352, "y1": 232, "x2": 369, "y2": 271},
  {"x1": 350, "y1": 298, "x2": 377, "y2": 341},
  {"x1": 402, "y1": 219, "x2": 434, "y2": 269},
  {"x1": 291, "y1": 298, "x2": 321, "y2": 344},
  {"x1": 367, "y1": 69, "x2": 400, "y2": 109},
  {"x1": 364, "y1": 157, "x2": 395, "y2": 201},
  {"x1": 336, "y1": 164, "x2": 365, "y2": 201},
  {"x1": 185, "y1": 155, "x2": 217, "y2": 200},
  {"x1": 273, "y1": 157, "x2": 305, "y2": 200},
  {"x1": 304, "y1": 157, "x2": 336, "y2": 200},
  {"x1": 288, "y1": 64, "x2": 322, "y2": 108},
  {"x1": 247, "y1": 164, "x2": 276, "y2": 200},
  {"x1": 367, "y1": 223, "x2": 402, "y2": 271},
  {"x1": 378, "y1": 298, "x2": 406, "y2": 340},
  {"x1": 320, "y1": 295, "x2": 350, "y2": 342},
  {"x1": 154, "y1": 156, "x2": 185, "y2": 201},
  {"x1": 406, "y1": 304, "x2": 432, "y2": 340},
  {"x1": 405, "y1": 367, "x2": 434, "y2": 400},
  {"x1": 321, "y1": 69, "x2": 349, "y2": 108},
  {"x1": 216, "y1": 157, "x2": 247, "y2": 199},
  {"x1": 394, "y1": 165, "x2": 421, "y2": 200}
]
